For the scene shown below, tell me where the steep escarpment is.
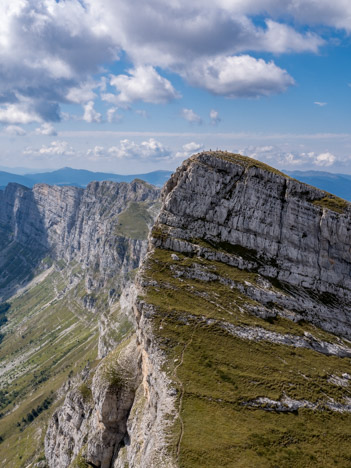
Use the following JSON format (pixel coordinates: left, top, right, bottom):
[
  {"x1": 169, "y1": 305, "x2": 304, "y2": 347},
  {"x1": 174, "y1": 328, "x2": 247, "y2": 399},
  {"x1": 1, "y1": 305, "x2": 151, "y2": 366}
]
[
  {"x1": 4, "y1": 151, "x2": 351, "y2": 467},
  {"x1": 0, "y1": 180, "x2": 159, "y2": 468},
  {"x1": 0, "y1": 180, "x2": 159, "y2": 301},
  {"x1": 119, "y1": 152, "x2": 351, "y2": 467}
]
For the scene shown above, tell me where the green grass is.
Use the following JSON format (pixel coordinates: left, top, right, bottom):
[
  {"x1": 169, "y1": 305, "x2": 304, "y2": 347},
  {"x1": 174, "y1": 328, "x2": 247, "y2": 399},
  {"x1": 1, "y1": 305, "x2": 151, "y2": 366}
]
[
  {"x1": 69, "y1": 452, "x2": 90, "y2": 468},
  {"x1": 0, "y1": 266, "x2": 100, "y2": 468},
  {"x1": 195, "y1": 151, "x2": 291, "y2": 179},
  {"x1": 78, "y1": 383, "x2": 92, "y2": 403},
  {"x1": 115, "y1": 201, "x2": 155, "y2": 240},
  {"x1": 312, "y1": 195, "x2": 348, "y2": 214},
  {"x1": 140, "y1": 246, "x2": 351, "y2": 467}
]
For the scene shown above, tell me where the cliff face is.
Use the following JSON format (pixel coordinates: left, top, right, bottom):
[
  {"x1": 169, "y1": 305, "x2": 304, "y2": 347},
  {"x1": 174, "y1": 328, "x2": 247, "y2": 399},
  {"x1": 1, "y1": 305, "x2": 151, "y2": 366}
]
[
  {"x1": 0, "y1": 180, "x2": 160, "y2": 468},
  {"x1": 0, "y1": 180, "x2": 159, "y2": 300},
  {"x1": 114, "y1": 152, "x2": 351, "y2": 467},
  {"x1": 155, "y1": 152, "x2": 351, "y2": 338},
  {"x1": 4, "y1": 152, "x2": 351, "y2": 467}
]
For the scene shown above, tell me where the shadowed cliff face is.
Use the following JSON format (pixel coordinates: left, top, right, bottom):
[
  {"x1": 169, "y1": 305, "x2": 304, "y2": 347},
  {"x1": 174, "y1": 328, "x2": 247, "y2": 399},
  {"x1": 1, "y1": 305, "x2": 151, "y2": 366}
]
[
  {"x1": 112, "y1": 152, "x2": 351, "y2": 468},
  {"x1": 0, "y1": 184, "x2": 49, "y2": 297},
  {"x1": 0, "y1": 179, "x2": 160, "y2": 468},
  {"x1": 0, "y1": 180, "x2": 160, "y2": 301}
]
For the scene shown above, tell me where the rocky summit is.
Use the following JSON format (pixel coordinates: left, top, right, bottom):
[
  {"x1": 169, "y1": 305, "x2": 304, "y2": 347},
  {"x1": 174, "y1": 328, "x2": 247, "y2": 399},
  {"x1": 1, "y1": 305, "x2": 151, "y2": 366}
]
[{"x1": 2, "y1": 151, "x2": 351, "y2": 468}]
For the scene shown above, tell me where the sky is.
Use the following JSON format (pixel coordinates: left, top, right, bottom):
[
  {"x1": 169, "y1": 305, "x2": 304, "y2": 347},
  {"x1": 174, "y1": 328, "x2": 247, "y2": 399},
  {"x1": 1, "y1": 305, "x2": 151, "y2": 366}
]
[{"x1": 1, "y1": 0, "x2": 351, "y2": 174}]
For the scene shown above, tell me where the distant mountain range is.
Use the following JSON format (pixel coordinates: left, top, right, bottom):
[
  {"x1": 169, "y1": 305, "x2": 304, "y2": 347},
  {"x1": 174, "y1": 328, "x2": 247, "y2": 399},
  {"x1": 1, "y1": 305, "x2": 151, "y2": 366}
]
[
  {"x1": 0, "y1": 167, "x2": 173, "y2": 189},
  {"x1": 1, "y1": 167, "x2": 351, "y2": 200}
]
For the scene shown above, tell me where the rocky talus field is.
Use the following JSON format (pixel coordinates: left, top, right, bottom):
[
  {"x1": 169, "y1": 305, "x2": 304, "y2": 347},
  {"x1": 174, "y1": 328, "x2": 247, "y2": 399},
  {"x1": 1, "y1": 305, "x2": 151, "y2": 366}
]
[{"x1": 2, "y1": 151, "x2": 351, "y2": 467}]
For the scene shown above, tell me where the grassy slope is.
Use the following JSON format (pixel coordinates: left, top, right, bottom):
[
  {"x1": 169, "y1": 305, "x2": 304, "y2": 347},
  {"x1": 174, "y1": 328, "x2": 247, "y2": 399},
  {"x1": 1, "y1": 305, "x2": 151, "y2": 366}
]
[
  {"x1": 0, "y1": 263, "x2": 100, "y2": 468},
  {"x1": 141, "y1": 246, "x2": 351, "y2": 468},
  {"x1": 0, "y1": 196, "x2": 160, "y2": 467},
  {"x1": 115, "y1": 200, "x2": 160, "y2": 240}
]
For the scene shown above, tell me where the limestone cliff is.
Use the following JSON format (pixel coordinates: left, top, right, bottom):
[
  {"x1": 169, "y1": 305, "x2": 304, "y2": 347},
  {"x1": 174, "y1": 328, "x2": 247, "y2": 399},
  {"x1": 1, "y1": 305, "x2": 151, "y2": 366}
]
[
  {"x1": 0, "y1": 180, "x2": 159, "y2": 301},
  {"x1": 5, "y1": 151, "x2": 351, "y2": 467},
  {"x1": 0, "y1": 179, "x2": 160, "y2": 468},
  {"x1": 111, "y1": 152, "x2": 351, "y2": 467}
]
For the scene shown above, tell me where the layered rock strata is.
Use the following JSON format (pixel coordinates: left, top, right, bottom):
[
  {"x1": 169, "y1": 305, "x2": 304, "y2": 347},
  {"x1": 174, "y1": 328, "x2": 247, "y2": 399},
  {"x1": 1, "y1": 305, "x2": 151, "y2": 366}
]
[
  {"x1": 117, "y1": 152, "x2": 351, "y2": 467},
  {"x1": 46, "y1": 152, "x2": 351, "y2": 467}
]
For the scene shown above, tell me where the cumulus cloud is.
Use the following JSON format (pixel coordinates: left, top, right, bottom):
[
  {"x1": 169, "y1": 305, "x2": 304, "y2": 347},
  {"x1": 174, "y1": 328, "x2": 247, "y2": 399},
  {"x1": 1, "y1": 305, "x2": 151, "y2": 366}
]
[
  {"x1": 184, "y1": 55, "x2": 294, "y2": 98},
  {"x1": 174, "y1": 142, "x2": 204, "y2": 160},
  {"x1": 92, "y1": 0, "x2": 324, "y2": 67},
  {"x1": 4, "y1": 125, "x2": 26, "y2": 136},
  {"x1": 0, "y1": 103, "x2": 42, "y2": 124},
  {"x1": 0, "y1": 0, "x2": 118, "y2": 123},
  {"x1": 35, "y1": 123, "x2": 57, "y2": 136},
  {"x1": 87, "y1": 145, "x2": 105, "y2": 160},
  {"x1": 181, "y1": 108, "x2": 202, "y2": 124},
  {"x1": 315, "y1": 152, "x2": 336, "y2": 166},
  {"x1": 107, "y1": 138, "x2": 170, "y2": 159},
  {"x1": 314, "y1": 101, "x2": 327, "y2": 107},
  {"x1": 238, "y1": 144, "x2": 339, "y2": 169},
  {"x1": 83, "y1": 101, "x2": 102, "y2": 123},
  {"x1": 0, "y1": 0, "x2": 349, "y2": 124},
  {"x1": 210, "y1": 109, "x2": 221, "y2": 125},
  {"x1": 66, "y1": 82, "x2": 98, "y2": 104},
  {"x1": 24, "y1": 140, "x2": 75, "y2": 157},
  {"x1": 105, "y1": 66, "x2": 181, "y2": 106},
  {"x1": 244, "y1": 0, "x2": 351, "y2": 32}
]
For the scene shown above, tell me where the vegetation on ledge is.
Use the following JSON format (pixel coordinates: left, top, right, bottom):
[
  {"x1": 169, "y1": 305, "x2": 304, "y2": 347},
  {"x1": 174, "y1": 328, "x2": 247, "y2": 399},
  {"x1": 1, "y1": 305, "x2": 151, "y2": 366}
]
[
  {"x1": 312, "y1": 195, "x2": 348, "y2": 214},
  {"x1": 141, "y1": 246, "x2": 351, "y2": 468}
]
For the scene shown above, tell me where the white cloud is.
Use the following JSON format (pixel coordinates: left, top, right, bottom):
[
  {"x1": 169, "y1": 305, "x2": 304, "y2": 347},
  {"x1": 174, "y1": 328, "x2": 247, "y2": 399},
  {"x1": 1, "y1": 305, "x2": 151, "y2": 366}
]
[
  {"x1": 238, "y1": 144, "x2": 339, "y2": 169},
  {"x1": 107, "y1": 138, "x2": 170, "y2": 159},
  {"x1": 0, "y1": 0, "x2": 118, "y2": 123},
  {"x1": 106, "y1": 107, "x2": 122, "y2": 123},
  {"x1": 83, "y1": 101, "x2": 102, "y2": 123},
  {"x1": 315, "y1": 152, "x2": 336, "y2": 166},
  {"x1": 66, "y1": 82, "x2": 98, "y2": 104},
  {"x1": 0, "y1": 103, "x2": 41, "y2": 124},
  {"x1": 0, "y1": 0, "x2": 348, "y2": 125},
  {"x1": 105, "y1": 66, "x2": 181, "y2": 106},
  {"x1": 24, "y1": 141, "x2": 75, "y2": 157},
  {"x1": 210, "y1": 109, "x2": 221, "y2": 125},
  {"x1": 181, "y1": 108, "x2": 202, "y2": 124},
  {"x1": 184, "y1": 55, "x2": 294, "y2": 98},
  {"x1": 4, "y1": 125, "x2": 26, "y2": 136},
  {"x1": 174, "y1": 142, "x2": 204, "y2": 160},
  {"x1": 258, "y1": 20, "x2": 323, "y2": 54},
  {"x1": 87, "y1": 145, "x2": 105, "y2": 160},
  {"x1": 35, "y1": 123, "x2": 57, "y2": 136},
  {"x1": 314, "y1": 101, "x2": 327, "y2": 107},
  {"x1": 92, "y1": 0, "x2": 324, "y2": 68}
]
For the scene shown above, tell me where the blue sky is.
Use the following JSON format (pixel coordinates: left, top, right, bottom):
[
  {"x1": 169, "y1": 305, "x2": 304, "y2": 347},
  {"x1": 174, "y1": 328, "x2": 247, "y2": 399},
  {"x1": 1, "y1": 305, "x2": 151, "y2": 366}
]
[{"x1": 1, "y1": 0, "x2": 351, "y2": 174}]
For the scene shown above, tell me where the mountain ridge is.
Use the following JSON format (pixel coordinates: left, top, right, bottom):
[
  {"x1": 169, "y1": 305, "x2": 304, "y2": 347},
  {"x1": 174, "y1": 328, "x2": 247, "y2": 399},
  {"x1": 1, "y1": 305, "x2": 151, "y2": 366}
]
[
  {"x1": 2, "y1": 151, "x2": 351, "y2": 467},
  {"x1": 0, "y1": 168, "x2": 173, "y2": 190}
]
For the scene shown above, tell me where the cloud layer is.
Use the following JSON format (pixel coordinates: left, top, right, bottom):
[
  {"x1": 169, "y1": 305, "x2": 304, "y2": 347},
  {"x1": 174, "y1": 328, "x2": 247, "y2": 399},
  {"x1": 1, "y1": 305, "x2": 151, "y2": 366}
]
[{"x1": 1, "y1": 0, "x2": 346, "y2": 124}]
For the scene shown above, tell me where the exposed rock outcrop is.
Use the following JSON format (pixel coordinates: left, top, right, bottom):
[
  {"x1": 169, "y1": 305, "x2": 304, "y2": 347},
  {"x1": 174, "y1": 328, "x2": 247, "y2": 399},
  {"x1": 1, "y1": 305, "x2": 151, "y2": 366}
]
[
  {"x1": 154, "y1": 152, "x2": 351, "y2": 338},
  {"x1": 45, "y1": 337, "x2": 140, "y2": 468},
  {"x1": 32, "y1": 151, "x2": 351, "y2": 466},
  {"x1": 116, "y1": 152, "x2": 351, "y2": 467},
  {"x1": 0, "y1": 180, "x2": 159, "y2": 300},
  {"x1": 0, "y1": 179, "x2": 160, "y2": 468}
]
